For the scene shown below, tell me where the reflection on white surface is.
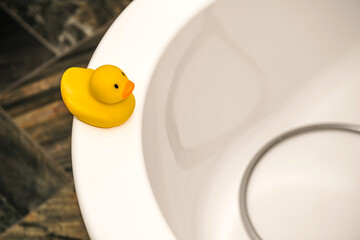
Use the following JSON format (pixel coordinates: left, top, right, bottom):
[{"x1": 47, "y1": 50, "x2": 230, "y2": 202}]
[
  {"x1": 248, "y1": 130, "x2": 360, "y2": 240},
  {"x1": 143, "y1": 0, "x2": 360, "y2": 239},
  {"x1": 166, "y1": 11, "x2": 264, "y2": 153}
]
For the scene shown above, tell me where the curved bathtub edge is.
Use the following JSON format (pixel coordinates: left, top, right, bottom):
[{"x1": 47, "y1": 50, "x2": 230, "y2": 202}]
[{"x1": 71, "y1": 0, "x2": 214, "y2": 239}]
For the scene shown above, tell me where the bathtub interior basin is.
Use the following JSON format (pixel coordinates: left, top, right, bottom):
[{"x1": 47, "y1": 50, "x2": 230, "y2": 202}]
[{"x1": 72, "y1": 0, "x2": 360, "y2": 239}]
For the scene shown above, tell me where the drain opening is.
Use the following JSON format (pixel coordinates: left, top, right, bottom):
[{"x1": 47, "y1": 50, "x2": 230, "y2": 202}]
[{"x1": 239, "y1": 123, "x2": 360, "y2": 240}]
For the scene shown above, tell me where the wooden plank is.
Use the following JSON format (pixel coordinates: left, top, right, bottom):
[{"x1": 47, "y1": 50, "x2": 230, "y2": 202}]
[
  {"x1": 11, "y1": 100, "x2": 73, "y2": 171},
  {"x1": 1, "y1": 0, "x2": 131, "y2": 52},
  {"x1": 2, "y1": 88, "x2": 62, "y2": 118},
  {"x1": 0, "y1": 107, "x2": 70, "y2": 231},
  {"x1": 46, "y1": 136, "x2": 71, "y2": 158},
  {"x1": 0, "y1": 7, "x2": 54, "y2": 91},
  {"x1": 0, "y1": 182, "x2": 90, "y2": 240},
  {"x1": 44, "y1": 136, "x2": 72, "y2": 172},
  {"x1": 27, "y1": 114, "x2": 73, "y2": 147},
  {"x1": 0, "y1": 72, "x2": 63, "y2": 118},
  {"x1": 0, "y1": 194, "x2": 21, "y2": 233},
  {"x1": 0, "y1": 73, "x2": 61, "y2": 108},
  {"x1": 13, "y1": 100, "x2": 70, "y2": 130}
]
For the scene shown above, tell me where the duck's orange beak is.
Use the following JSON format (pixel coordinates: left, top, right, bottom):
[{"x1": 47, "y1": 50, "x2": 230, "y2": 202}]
[{"x1": 122, "y1": 80, "x2": 135, "y2": 99}]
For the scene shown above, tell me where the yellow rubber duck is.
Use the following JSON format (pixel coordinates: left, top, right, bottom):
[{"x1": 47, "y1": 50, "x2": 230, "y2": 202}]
[{"x1": 61, "y1": 65, "x2": 135, "y2": 128}]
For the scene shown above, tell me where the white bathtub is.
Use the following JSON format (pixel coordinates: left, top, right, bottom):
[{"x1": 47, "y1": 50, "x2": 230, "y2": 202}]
[{"x1": 71, "y1": 0, "x2": 360, "y2": 239}]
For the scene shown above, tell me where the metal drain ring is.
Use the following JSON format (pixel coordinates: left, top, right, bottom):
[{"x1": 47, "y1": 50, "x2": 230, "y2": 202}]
[{"x1": 239, "y1": 123, "x2": 360, "y2": 240}]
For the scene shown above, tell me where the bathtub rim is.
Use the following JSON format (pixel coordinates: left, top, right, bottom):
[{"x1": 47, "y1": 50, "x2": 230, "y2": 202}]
[{"x1": 70, "y1": 0, "x2": 215, "y2": 239}]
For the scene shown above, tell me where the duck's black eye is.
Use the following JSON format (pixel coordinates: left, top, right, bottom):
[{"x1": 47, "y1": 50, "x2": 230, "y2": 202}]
[
  {"x1": 114, "y1": 84, "x2": 119, "y2": 89},
  {"x1": 121, "y1": 71, "x2": 125, "y2": 77}
]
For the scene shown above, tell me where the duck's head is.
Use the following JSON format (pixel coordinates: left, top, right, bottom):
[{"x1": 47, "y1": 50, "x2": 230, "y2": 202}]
[{"x1": 90, "y1": 65, "x2": 135, "y2": 104}]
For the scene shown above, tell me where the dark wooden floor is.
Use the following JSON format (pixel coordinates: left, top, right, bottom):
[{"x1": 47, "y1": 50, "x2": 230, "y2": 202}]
[
  {"x1": 0, "y1": 51, "x2": 91, "y2": 239},
  {"x1": 0, "y1": 7, "x2": 54, "y2": 90},
  {"x1": 1, "y1": 182, "x2": 90, "y2": 240},
  {"x1": 0, "y1": 1, "x2": 131, "y2": 239}
]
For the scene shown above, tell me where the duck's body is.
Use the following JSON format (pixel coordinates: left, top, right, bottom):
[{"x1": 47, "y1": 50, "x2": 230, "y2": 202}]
[{"x1": 61, "y1": 66, "x2": 135, "y2": 128}]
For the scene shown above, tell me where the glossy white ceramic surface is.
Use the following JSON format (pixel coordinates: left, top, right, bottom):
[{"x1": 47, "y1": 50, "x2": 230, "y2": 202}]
[{"x1": 72, "y1": 0, "x2": 360, "y2": 239}]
